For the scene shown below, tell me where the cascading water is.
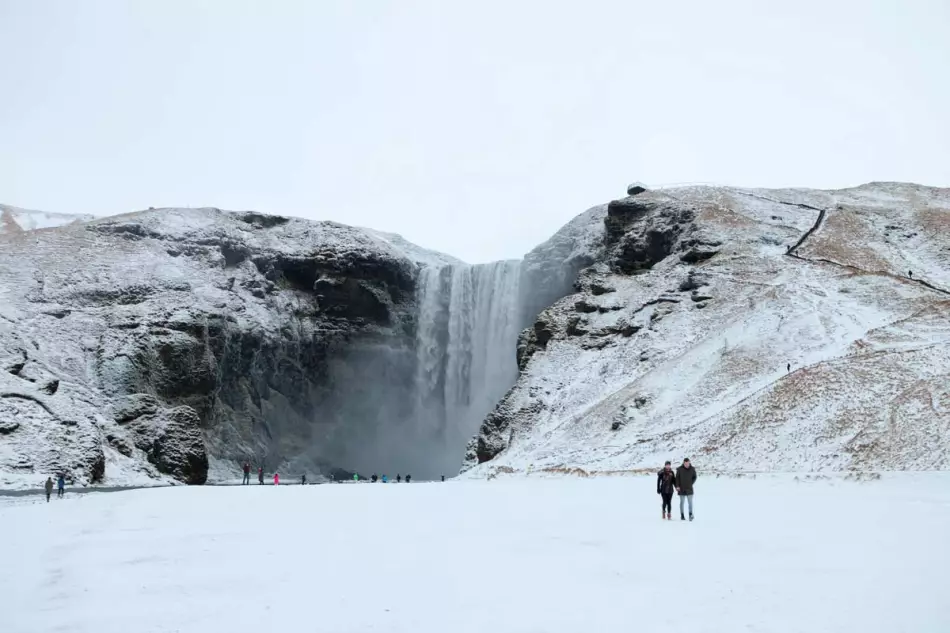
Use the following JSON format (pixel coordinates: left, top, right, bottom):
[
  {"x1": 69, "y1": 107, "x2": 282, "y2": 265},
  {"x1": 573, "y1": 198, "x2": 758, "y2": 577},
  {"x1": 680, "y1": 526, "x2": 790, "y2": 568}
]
[{"x1": 412, "y1": 260, "x2": 523, "y2": 475}]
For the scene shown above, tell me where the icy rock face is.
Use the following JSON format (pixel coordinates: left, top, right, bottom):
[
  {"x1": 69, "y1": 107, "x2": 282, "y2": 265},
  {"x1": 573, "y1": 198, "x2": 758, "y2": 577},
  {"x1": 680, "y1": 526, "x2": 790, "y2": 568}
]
[
  {"x1": 0, "y1": 207, "x2": 427, "y2": 487},
  {"x1": 464, "y1": 183, "x2": 950, "y2": 475}
]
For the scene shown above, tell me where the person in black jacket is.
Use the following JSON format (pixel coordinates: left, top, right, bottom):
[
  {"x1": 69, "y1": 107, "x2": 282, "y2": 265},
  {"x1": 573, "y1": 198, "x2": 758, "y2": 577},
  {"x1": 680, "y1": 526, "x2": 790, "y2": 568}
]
[
  {"x1": 675, "y1": 458, "x2": 698, "y2": 521},
  {"x1": 656, "y1": 461, "x2": 676, "y2": 520}
]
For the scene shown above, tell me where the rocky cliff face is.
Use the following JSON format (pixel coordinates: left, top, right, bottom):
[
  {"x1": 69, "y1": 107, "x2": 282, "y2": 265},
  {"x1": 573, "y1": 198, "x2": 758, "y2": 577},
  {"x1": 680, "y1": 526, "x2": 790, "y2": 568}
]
[
  {"x1": 0, "y1": 208, "x2": 432, "y2": 487},
  {"x1": 465, "y1": 183, "x2": 950, "y2": 475}
]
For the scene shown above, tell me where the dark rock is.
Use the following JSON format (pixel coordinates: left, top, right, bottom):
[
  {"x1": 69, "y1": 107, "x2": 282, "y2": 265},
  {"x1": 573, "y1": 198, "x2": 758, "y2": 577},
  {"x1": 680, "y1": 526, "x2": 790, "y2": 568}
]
[
  {"x1": 40, "y1": 379, "x2": 59, "y2": 395},
  {"x1": 566, "y1": 316, "x2": 588, "y2": 336},
  {"x1": 626, "y1": 182, "x2": 648, "y2": 196},
  {"x1": 0, "y1": 420, "x2": 19, "y2": 434},
  {"x1": 6, "y1": 360, "x2": 25, "y2": 376},
  {"x1": 597, "y1": 305, "x2": 624, "y2": 313},
  {"x1": 605, "y1": 197, "x2": 696, "y2": 273},
  {"x1": 128, "y1": 406, "x2": 209, "y2": 484},
  {"x1": 679, "y1": 237, "x2": 722, "y2": 263},
  {"x1": 574, "y1": 300, "x2": 599, "y2": 313},
  {"x1": 113, "y1": 394, "x2": 162, "y2": 424},
  {"x1": 611, "y1": 419, "x2": 625, "y2": 431},
  {"x1": 590, "y1": 282, "x2": 615, "y2": 296},
  {"x1": 106, "y1": 433, "x2": 134, "y2": 457},
  {"x1": 517, "y1": 317, "x2": 556, "y2": 370},
  {"x1": 620, "y1": 324, "x2": 640, "y2": 337},
  {"x1": 236, "y1": 211, "x2": 290, "y2": 228},
  {"x1": 691, "y1": 293, "x2": 714, "y2": 302}
]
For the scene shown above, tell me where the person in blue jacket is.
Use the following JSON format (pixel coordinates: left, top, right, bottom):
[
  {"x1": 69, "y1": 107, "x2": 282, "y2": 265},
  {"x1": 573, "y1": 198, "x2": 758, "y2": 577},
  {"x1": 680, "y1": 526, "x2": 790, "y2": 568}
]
[
  {"x1": 382, "y1": 474, "x2": 388, "y2": 483},
  {"x1": 56, "y1": 473, "x2": 65, "y2": 498}
]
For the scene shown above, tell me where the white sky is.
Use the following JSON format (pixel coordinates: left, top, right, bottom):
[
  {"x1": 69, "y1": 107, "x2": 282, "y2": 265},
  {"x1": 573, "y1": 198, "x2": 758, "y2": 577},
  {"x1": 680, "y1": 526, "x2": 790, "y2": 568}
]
[{"x1": 2, "y1": 1, "x2": 948, "y2": 263}]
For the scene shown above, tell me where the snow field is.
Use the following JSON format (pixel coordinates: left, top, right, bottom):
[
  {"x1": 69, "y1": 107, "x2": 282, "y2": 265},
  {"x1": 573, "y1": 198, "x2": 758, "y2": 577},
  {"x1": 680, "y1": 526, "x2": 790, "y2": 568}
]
[{"x1": 2, "y1": 475, "x2": 948, "y2": 633}]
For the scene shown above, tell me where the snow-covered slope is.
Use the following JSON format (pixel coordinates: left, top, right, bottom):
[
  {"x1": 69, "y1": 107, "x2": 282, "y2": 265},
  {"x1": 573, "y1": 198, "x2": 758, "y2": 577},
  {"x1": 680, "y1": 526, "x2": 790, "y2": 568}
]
[
  {"x1": 0, "y1": 206, "x2": 456, "y2": 488},
  {"x1": 465, "y1": 182, "x2": 950, "y2": 475},
  {"x1": 0, "y1": 204, "x2": 93, "y2": 234}
]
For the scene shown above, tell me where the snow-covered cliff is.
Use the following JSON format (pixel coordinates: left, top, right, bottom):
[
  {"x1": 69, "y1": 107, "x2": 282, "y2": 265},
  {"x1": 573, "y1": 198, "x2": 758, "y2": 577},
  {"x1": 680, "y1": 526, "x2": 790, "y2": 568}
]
[
  {"x1": 465, "y1": 182, "x2": 950, "y2": 475},
  {"x1": 4, "y1": 182, "x2": 948, "y2": 489}
]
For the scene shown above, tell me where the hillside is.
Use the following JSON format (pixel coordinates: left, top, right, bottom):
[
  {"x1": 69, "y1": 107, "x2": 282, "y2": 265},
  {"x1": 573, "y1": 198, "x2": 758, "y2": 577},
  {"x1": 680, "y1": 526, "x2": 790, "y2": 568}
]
[
  {"x1": 0, "y1": 207, "x2": 441, "y2": 488},
  {"x1": 464, "y1": 182, "x2": 950, "y2": 475},
  {"x1": 0, "y1": 204, "x2": 93, "y2": 234}
]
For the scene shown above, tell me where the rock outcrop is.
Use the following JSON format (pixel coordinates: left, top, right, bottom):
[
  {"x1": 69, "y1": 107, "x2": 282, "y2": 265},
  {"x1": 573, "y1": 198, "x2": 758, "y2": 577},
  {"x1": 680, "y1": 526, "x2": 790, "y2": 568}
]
[
  {"x1": 0, "y1": 207, "x2": 430, "y2": 487},
  {"x1": 464, "y1": 183, "x2": 950, "y2": 475}
]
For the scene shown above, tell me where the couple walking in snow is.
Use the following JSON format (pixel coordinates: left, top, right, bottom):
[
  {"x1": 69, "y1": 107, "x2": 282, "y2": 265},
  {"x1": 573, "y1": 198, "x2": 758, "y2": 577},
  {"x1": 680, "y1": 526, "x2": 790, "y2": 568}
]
[{"x1": 656, "y1": 458, "x2": 697, "y2": 521}]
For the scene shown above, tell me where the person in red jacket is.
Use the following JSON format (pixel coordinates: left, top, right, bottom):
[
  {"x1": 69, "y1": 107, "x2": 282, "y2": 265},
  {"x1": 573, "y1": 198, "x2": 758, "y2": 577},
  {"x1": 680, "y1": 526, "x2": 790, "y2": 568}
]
[
  {"x1": 242, "y1": 462, "x2": 250, "y2": 485},
  {"x1": 273, "y1": 472, "x2": 280, "y2": 486}
]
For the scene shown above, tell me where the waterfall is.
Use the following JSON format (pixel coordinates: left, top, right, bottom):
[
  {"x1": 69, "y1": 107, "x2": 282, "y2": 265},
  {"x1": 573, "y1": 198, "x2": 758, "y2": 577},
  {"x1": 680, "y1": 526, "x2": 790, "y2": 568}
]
[{"x1": 413, "y1": 260, "x2": 523, "y2": 471}]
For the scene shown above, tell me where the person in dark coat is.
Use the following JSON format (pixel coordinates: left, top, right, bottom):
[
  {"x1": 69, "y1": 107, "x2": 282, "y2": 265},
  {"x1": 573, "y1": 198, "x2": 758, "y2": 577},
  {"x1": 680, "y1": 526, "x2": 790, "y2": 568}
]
[
  {"x1": 396, "y1": 474, "x2": 401, "y2": 483},
  {"x1": 56, "y1": 474, "x2": 66, "y2": 498},
  {"x1": 371, "y1": 474, "x2": 378, "y2": 483},
  {"x1": 44, "y1": 477, "x2": 54, "y2": 502},
  {"x1": 656, "y1": 461, "x2": 676, "y2": 520},
  {"x1": 675, "y1": 458, "x2": 697, "y2": 521},
  {"x1": 405, "y1": 474, "x2": 411, "y2": 483},
  {"x1": 441, "y1": 474, "x2": 445, "y2": 482},
  {"x1": 258, "y1": 466, "x2": 264, "y2": 485},
  {"x1": 242, "y1": 462, "x2": 251, "y2": 485}
]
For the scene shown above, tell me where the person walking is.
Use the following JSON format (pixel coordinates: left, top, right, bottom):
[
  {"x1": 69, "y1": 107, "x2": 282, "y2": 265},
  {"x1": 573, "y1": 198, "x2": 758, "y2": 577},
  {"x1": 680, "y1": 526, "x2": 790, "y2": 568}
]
[
  {"x1": 242, "y1": 462, "x2": 251, "y2": 485},
  {"x1": 441, "y1": 474, "x2": 445, "y2": 482},
  {"x1": 396, "y1": 474, "x2": 402, "y2": 483},
  {"x1": 258, "y1": 466, "x2": 264, "y2": 485},
  {"x1": 405, "y1": 474, "x2": 411, "y2": 483},
  {"x1": 301, "y1": 474, "x2": 307, "y2": 485},
  {"x1": 56, "y1": 473, "x2": 65, "y2": 498},
  {"x1": 273, "y1": 472, "x2": 280, "y2": 486},
  {"x1": 382, "y1": 474, "x2": 388, "y2": 483},
  {"x1": 656, "y1": 461, "x2": 676, "y2": 520},
  {"x1": 675, "y1": 458, "x2": 697, "y2": 521},
  {"x1": 44, "y1": 477, "x2": 53, "y2": 503},
  {"x1": 371, "y1": 474, "x2": 378, "y2": 483}
]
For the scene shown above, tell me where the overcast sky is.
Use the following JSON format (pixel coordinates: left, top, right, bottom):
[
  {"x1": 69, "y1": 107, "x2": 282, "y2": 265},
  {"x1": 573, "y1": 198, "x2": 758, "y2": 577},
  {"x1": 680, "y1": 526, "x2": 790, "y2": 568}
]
[{"x1": 2, "y1": 1, "x2": 948, "y2": 262}]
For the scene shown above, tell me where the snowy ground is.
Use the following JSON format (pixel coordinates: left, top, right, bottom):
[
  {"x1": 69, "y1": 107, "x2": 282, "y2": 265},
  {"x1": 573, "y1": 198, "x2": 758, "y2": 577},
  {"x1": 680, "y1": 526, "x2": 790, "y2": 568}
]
[{"x1": 3, "y1": 475, "x2": 948, "y2": 633}]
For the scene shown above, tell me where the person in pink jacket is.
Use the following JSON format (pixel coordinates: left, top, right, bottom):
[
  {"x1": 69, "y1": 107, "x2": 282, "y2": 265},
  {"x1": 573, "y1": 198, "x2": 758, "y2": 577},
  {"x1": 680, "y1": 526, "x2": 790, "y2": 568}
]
[{"x1": 273, "y1": 472, "x2": 280, "y2": 485}]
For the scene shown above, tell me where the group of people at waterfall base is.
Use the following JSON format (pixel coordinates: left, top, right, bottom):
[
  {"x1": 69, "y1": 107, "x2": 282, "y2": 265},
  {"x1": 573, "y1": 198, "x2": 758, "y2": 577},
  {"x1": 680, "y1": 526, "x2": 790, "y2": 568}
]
[
  {"x1": 238, "y1": 458, "x2": 698, "y2": 520},
  {"x1": 657, "y1": 458, "x2": 697, "y2": 521},
  {"x1": 240, "y1": 462, "x2": 445, "y2": 486}
]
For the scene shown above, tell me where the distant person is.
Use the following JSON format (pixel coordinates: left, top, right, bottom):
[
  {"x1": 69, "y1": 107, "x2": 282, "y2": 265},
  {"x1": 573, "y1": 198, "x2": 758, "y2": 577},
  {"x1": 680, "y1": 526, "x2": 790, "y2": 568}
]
[
  {"x1": 396, "y1": 474, "x2": 401, "y2": 483},
  {"x1": 656, "y1": 461, "x2": 676, "y2": 520},
  {"x1": 371, "y1": 474, "x2": 378, "y2": 483},
  {"x1": 242, "y1": 462, "x2": 250, "y2": 485},
  {"x1": 382, "y1": 474, "x2": 388, "y2": 483},
  {"x1": 258, "y1": 467, "x2": 264, "y2": 485},
  {"x1": 274, "y1": 472, "x2": 280, "y2": 486},
  {"x1": 441, "y1": 474, "x2": 445, "y2": 482},
  {"x1": 787, "y1": 363, "x2": 791, "y2": 373},
  {"x1": 301, "y1": 474, "x2": 307, "y2": 486},
  {"x1": 675, "y1": 458, "x2": 697, "y2": 521},
  {"x1": 405, "y1": 474, "x2": 411, "y2": 483},
  {"x1": 44, "y1": 477, "x2": 53, "y2": 502},
  {"x1": 57, "y1": 474, "x2": 65, "y2": 498},
  {"x1": 353, "y1": 473, "x2": 359, "y2": 482},
  {"x1": 909, "y1": 270, "x2": 914, "y2": 279}
]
